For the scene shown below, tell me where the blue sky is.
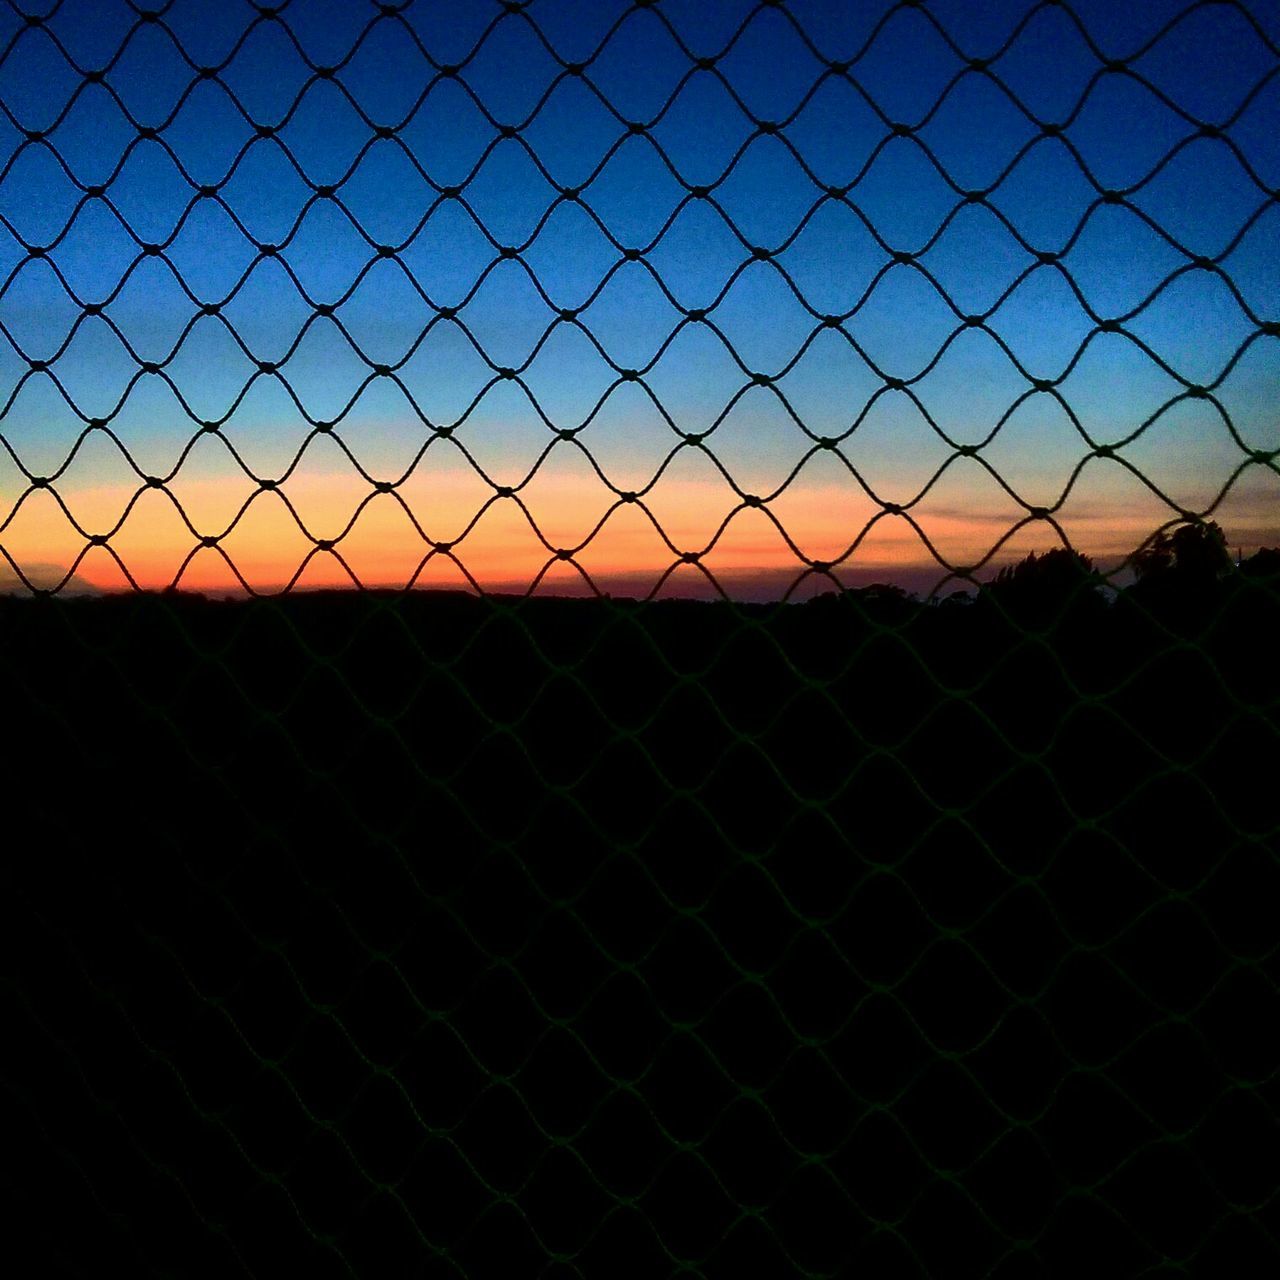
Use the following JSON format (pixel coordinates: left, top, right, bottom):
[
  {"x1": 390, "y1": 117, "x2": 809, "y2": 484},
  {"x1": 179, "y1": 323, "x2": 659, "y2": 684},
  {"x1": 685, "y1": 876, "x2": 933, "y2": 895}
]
[{"x1": 0, "y1": 0, "x2": 1276, "y2": 595}]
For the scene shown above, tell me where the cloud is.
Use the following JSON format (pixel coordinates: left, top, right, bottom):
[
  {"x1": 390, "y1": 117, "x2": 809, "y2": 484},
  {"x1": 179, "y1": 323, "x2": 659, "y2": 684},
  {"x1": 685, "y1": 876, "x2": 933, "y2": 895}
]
[{"x1": 0, "y1": 562, "x2": 101, "y2": 596}]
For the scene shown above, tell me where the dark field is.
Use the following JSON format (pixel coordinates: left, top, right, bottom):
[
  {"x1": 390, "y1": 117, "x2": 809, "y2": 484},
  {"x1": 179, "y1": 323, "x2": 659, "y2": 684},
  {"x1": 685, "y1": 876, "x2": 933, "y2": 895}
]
[{"x1": 4, "y1": 561, "x2": 1278, "y2": 1277}]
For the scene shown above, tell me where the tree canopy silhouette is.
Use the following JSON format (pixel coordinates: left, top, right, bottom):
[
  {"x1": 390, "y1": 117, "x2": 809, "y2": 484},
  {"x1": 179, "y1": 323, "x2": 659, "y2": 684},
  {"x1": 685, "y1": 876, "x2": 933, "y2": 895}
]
[
  {"x1": 983, "y1": 547, "x2": 1100, "y2": 624},
  {"x1": 1132, "y1": 520, "x2": 1231, "y2": 583},
  {"x1": 1240, "y1": 546, "x2": 1280, "y2": 580}
]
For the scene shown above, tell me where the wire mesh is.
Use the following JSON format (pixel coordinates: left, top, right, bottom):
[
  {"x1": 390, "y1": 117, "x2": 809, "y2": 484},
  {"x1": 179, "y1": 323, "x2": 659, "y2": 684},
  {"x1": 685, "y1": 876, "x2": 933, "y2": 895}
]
[{"x1": 2, "y1": 1, "x2": 1278, "y2": 1276}]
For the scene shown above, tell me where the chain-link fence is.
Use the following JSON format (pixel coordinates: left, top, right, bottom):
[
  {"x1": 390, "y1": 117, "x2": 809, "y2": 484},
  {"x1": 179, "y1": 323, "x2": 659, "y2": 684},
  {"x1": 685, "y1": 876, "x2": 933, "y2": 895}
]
[{"x1": 3, "y1": 1, "x2": 1278, "y2": 1275}]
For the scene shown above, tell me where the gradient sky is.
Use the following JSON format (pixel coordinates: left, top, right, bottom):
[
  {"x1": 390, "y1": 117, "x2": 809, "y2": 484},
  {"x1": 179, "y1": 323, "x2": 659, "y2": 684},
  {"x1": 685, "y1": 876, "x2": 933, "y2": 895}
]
[{"x1": 0, "y1": 0, "x2": 1277, "y2": 597}]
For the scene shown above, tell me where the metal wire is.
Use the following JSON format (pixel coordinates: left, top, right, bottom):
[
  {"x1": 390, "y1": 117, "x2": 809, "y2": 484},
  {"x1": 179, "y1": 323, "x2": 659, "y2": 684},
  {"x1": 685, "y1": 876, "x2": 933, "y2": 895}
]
[
  {"x1": 1, "y1": 2, "x2": 1278, "y2": 1277},
  {"x1": 1, "y1": 0, "x2": 1275, "y2": 596}
]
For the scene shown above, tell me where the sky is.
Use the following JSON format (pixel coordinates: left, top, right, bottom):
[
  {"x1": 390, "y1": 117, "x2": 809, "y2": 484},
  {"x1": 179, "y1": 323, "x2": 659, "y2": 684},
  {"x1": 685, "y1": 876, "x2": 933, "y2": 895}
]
[{"x1": 0, "y1": 0, "x2": 1277, "y2": 598}]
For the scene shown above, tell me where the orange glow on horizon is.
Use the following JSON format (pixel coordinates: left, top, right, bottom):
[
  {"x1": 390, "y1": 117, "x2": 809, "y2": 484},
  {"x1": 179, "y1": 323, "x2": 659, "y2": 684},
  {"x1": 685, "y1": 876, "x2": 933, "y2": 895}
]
[{"x1": 3, "y1": 463, "x2": 1277, "y2": 599}]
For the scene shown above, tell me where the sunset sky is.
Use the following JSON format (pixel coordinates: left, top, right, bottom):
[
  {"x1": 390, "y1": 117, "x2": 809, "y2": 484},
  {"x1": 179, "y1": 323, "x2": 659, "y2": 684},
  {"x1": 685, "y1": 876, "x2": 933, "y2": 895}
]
[{"x1": 1, "y1": 0, "x2": 1277, "y2": 598}]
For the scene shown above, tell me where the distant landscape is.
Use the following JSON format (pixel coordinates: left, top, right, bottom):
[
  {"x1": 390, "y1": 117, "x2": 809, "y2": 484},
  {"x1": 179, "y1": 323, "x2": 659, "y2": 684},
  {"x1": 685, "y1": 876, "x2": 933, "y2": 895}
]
[
  {"x1": 8, "y1": 521, "x2": 1276, "y2": 853},
  {"x1": 6, "y1": 521, "x2": 1277, "y2": 1276},
  {"x1": 3, "y1": 0, "x2": 1277, "y2": 1270}
]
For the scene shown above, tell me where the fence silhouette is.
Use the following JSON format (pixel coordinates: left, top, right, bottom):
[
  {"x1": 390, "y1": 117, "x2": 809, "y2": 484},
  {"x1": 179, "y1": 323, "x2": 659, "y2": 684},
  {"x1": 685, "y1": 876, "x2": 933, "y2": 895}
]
[{"x1": 2, "y1": 1, "x2": 1278, "y2": 1276}]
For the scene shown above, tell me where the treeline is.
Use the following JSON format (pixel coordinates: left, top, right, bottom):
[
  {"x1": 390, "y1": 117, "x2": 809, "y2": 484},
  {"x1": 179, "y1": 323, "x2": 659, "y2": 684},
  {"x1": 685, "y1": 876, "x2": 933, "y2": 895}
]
[
  {"x1": 2, "y1": 523, "x2": 1277, "y2": 856},
  {"x1": 2, "y1": 526, "x2": 1278, "y2": 1278}
]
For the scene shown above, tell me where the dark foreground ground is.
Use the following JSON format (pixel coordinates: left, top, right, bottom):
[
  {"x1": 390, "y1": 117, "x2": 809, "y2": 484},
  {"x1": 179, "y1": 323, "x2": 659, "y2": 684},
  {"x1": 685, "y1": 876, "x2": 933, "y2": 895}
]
[{"x1": 3, "y1": 569, "x2": 1278, "y2": 1277}]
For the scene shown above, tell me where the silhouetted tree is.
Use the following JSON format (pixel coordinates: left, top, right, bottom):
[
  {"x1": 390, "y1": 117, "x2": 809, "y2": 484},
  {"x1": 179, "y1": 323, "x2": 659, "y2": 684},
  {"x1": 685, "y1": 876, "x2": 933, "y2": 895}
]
[
  {"x1": 991, "y1": 547, "x2": 1095, "y2": 592},
  {"x1": 1240, "y1": 546, "x2": 1280, "y2": 580},
  {"x1": 1132, "y1": 520, "x2": 1231, "y2": 583},
  {"x1": 1132, "y1": 531, "x2": 1174, "y2": 580},
  {"x1": 983, "y1": 547, "x2": 1100, "y2": 623}
]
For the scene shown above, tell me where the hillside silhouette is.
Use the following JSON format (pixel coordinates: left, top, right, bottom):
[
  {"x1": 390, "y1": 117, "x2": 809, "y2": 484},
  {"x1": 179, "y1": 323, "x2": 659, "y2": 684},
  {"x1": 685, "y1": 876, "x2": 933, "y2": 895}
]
[{"x1": 4, "y1": 529, "x2": 1278, "y2": 1278}]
